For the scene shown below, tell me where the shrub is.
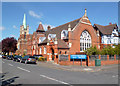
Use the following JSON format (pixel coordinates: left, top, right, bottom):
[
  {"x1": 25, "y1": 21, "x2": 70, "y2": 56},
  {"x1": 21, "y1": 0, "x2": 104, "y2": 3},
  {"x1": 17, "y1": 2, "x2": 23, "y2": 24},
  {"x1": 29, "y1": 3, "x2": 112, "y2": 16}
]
[
  {"x1": 85, "y1": 46, "x2": 99, "y2": 56},
  {"x1": 38, "y1": 57, "x2": 46, "y2": 61}
]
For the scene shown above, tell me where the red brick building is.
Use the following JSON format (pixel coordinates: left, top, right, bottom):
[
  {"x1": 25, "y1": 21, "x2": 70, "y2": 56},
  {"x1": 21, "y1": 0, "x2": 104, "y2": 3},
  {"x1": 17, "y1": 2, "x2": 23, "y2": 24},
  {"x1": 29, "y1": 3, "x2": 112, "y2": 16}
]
[{"x1": 16, "y1": 9, "x2": 119, "y2": 65}]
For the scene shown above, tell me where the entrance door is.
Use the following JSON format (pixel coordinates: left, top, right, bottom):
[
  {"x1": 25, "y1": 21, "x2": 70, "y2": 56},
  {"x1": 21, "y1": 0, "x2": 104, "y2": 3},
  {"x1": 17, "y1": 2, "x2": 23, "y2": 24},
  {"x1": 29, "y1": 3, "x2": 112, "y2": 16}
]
[{"x1": 51, "y1": 48, "x2": 54, "y2": 61}]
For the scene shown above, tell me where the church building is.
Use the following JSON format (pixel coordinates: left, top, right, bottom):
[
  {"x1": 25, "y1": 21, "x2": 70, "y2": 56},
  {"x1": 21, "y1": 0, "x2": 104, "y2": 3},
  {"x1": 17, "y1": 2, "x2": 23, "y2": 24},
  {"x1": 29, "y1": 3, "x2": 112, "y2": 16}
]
[{"x1": 16, "y1": 9, "x2": 119, "y2": 64}]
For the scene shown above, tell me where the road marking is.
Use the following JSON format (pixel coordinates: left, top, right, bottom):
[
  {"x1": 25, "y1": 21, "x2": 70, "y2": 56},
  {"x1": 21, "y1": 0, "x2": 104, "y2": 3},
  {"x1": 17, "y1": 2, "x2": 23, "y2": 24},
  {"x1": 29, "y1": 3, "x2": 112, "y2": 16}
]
[
  {"x1": 40, "y1": 75, "x2": 72, "y2": 86},
  {"x1": 2, "y1": 61, "x2": 5, "y2": 63},
  {"x1": 17, "y1": 67, "x2": 30, "y2": 72},
  {"x1": 8, "y1": 63, "x2": 13, "y2": 66},
  {"x1": 112, "y1": 75, "x2": 118, "y2": 78}
]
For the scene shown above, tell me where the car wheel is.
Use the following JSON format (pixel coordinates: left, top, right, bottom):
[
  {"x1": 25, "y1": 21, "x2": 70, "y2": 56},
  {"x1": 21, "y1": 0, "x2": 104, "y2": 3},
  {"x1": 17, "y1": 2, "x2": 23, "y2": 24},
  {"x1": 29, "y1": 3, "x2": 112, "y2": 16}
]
[{"x1": 25, "y1": 60, "x2": 27, "y2": 64}]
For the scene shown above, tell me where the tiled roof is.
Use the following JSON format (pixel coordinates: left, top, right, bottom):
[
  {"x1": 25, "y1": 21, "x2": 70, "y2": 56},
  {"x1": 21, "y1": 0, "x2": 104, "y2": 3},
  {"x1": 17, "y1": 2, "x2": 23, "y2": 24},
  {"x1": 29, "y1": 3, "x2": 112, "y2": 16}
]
[
  {"x1": 36, "y1": 23, "x2": 45, "y2": 32},
  {"x1": 57, "y1": 39, "x2": 69, "y2": 49},
  {"x1": 44, "y1": 18, "x2": 81, "y2": 39},
  {"x1": 94, "y1": 24, "x2": 118, "y2": 35}
]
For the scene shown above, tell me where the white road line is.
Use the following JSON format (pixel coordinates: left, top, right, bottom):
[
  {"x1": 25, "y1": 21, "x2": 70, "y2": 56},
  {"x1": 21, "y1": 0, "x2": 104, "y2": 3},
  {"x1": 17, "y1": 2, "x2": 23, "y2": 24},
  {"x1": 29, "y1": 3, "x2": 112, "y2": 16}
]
[
  {"x1": 17, "y1": 67, "x2": 30, "y2": 72},
  {"x1": 40, "y1": 75, "x2": 72, "y2": 86},
  {"x1": 8, "y1": 63, "x2": 13, "y2": 66}
]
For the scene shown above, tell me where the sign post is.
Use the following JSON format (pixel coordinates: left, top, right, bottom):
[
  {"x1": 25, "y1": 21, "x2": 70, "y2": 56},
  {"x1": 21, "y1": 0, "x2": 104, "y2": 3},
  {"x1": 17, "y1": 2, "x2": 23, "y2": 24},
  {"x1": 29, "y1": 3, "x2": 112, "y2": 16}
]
[
  {"x1": 81, "y1": 59, "x2": 82, "y2": 66},
  {"x1": 73, "y1": 58, "x2": 74, "y2": 65}
]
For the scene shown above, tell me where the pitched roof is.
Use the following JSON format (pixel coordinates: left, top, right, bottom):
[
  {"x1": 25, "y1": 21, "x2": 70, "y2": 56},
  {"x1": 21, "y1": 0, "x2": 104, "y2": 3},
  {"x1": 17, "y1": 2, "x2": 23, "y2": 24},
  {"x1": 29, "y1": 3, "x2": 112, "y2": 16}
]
[
  {"x1": 94, "y1": 24, "x2": 118, "y2": 35},
  {"x1": 57, "y1": 39, "x2": 69, "y2": 49},
  {"x1": 36, "y1": 22, "x2": 45, "y2": 32},
  {"x1": 44, "y1": 18, "x2": 81, "y2": 39}
]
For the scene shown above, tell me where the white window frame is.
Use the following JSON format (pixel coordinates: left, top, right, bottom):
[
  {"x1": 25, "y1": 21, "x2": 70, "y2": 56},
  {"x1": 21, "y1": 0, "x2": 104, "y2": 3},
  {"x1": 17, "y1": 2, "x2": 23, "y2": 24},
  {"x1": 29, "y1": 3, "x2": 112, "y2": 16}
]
[
  {"x1": 80, "y1": 30, "x2": 92, "y2": 52},
  {"x1": 44, "y1": 47, "x2": 46, "y2": 54}
]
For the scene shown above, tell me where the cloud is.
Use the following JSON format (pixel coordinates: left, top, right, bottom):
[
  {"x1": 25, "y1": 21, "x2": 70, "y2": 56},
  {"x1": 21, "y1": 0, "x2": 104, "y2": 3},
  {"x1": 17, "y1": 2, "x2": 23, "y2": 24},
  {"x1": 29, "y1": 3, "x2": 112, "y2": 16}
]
[
  {"x1": 43, "y1": 24, "x2": 55, "y2": 31},
  {"x1": 10, "y1": 34, "x2": 16, "y2": 38},
  {"x1": 13, "y1": 25, "x2": 17, "y2": 29},
  {"x1": 0, "y1": 26, "x2": 5, "y2": 31},
  {"x1": 29, "y1": 10, "x2": 42, "y2": 19}
]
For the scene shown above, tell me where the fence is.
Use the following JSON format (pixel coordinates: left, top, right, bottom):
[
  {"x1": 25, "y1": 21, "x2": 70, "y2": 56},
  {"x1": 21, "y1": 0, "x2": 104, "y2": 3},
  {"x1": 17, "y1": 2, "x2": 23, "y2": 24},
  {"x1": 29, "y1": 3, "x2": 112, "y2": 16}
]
[
  {"x1": 116, "y1": 55, "x2": 120, "y2": 60},
  {"x1": 101, "y1": 55, "x2": 107, "y2": 60},
  {"x1": 89, "y1": 55, "x2": 118, "y2": 61},
  {"x1": 89, "y1": 55, "x2": 99, "y2": 61}
]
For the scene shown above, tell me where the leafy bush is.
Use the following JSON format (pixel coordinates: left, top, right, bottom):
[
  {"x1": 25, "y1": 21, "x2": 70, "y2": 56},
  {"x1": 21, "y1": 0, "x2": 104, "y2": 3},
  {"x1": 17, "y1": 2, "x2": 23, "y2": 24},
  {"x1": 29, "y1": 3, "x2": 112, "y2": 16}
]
[
  {"x1": 38, "y1": 57, "x2": 46, "y2": 61},
  {"x1": 85, "y1": 46, "x2": 99, "y2": 56}
]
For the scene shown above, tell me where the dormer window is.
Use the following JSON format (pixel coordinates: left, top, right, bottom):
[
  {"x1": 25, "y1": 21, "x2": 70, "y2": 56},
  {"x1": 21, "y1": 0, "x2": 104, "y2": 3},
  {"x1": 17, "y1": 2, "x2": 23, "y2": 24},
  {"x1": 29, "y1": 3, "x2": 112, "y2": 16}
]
[
  {"x1": 61, "y1": 30, "x2": 68, "y2": 39},
  {"x1": 48, "y1": 34, "x2": 56, "y2": 40}
]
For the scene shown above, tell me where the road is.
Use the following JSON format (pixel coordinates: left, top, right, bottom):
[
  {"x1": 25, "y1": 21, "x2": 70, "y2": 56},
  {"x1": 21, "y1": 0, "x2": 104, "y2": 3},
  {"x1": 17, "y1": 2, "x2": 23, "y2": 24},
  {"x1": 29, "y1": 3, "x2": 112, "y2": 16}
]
[{"x1": 1, "y1": 58, "x2": 119, "y2": 85}]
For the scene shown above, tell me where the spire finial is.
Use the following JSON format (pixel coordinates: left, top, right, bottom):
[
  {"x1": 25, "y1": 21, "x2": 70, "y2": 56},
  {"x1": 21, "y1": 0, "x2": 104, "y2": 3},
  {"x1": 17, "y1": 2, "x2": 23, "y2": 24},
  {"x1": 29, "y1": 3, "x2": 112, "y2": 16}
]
[
  {"x1": 23, "y1": 13, "x2": 27, "y2": 29},
  {"x1": 40, "y1": 22, "x2": 42, "y2": 24},
  {"x1": 85, "y1": 8, "x2": 87, "y2": 17}
]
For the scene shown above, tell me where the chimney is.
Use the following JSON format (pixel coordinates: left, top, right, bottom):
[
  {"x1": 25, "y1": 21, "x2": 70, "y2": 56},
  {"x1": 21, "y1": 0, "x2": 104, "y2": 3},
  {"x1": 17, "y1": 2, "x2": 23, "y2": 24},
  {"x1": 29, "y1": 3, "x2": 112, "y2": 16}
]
[
  {"x1": 47, "y1": 26, "x2": 51, "y2": 30},
  {"x1": 109, "y1": 22, "x2": 112, "y2": 25}
]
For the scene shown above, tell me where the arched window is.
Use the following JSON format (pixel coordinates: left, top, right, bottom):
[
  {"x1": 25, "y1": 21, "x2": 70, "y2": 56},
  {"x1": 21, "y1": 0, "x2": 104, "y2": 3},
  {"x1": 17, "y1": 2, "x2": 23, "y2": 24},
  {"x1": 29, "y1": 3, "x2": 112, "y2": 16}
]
[{"x1": 80, "y1": 30, "x2": 91, "y2": 52}]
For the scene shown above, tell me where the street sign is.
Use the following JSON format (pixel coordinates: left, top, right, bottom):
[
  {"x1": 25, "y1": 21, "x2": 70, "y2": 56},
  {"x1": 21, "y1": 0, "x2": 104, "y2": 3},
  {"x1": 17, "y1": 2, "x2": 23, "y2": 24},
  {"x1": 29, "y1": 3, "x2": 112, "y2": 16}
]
[{"x1": 70, "y1": 55, "x2": 87, "y2": 59}]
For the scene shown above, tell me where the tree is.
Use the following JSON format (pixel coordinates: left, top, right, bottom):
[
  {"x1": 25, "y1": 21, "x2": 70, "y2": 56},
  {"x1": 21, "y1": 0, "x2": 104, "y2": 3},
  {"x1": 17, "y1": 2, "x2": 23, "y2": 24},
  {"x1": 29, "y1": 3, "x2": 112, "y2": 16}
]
[
  {"x1": 2, "y1": 37, "x2": 17, "y2": 55},
  {"x1": 85, "y1": 46, "x2": 99, "y2": 56}
]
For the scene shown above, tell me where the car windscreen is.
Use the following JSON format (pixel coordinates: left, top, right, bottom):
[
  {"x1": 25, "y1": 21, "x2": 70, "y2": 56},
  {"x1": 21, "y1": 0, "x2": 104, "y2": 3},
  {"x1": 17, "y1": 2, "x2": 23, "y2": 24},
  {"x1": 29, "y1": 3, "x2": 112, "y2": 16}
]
[
  {"x1": 29, "y1": 56, "x2": 35, "y2": 58},
  {"x1": 18, "y1": 56, "x2": 22, "y2": 58}
]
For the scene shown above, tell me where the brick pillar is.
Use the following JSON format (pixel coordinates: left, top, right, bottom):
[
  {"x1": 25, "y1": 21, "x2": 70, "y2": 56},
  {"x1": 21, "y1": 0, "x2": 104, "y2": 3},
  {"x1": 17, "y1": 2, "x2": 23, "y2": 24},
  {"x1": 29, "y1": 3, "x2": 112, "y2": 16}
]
[
  {"x1": 46, "y1": 44, "x2": 50, "y2": 61},
  {"x1": 114, "y1": 55, "x2": 116, "y2": 60},
  {"x1": 107, "y1": 55, "x2": 109, "y2": 60},
  {"x1": 68, "y1": 55, "x2": 70, "y2": 61},
  {"x1": 54, "y1": 55, "x2": 57, "y2": 63},
  {"x1": 87, "y1": 55, "x2": 89, "y2": 66},
  {"x1": 99, "y1": 55, "x2": 101, "y2": 59}
]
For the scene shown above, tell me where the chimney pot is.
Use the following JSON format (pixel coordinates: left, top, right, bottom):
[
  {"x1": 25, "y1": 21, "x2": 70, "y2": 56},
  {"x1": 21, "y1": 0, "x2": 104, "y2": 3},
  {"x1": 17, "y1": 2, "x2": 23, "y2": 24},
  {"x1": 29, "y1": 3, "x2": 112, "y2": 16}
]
[{"x1": 47, "y1": 26, "x2": 51, "y2": 30}]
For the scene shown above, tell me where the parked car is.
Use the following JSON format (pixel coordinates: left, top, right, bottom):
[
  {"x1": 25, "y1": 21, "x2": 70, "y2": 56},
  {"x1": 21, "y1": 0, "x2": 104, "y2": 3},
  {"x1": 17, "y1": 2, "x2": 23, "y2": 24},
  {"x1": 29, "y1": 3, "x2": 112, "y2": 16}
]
[
  {"x1": 13, "y1": 55, "x2": 22, "y2": 62},
  {"x1": 0, "y1": 54, "x2": 2, "y2": 58},
  {"x1": 20, "y1": 55, "x2": 36, "y2": 64},
  {"x1": 2, "y1": 55, "x2": 7, "y2": 59},
  {"x1": 33, "y1": 55, "x2": 42, "y2": 60},
  {"x1": 6, "y1": 55, "x2": 14, "y2": 60}
]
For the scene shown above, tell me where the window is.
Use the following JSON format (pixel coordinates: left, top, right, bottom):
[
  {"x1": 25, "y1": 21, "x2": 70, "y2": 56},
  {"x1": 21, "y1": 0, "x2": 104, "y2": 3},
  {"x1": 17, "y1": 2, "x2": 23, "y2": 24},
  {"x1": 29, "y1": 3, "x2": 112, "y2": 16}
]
[
  {"x1": 65, "y1": 51, "x2": 67, "y2": 54},
  {"x1": 80, "y1": 30, "x2": 91, "y2": 52},
  {"x1": 59, "y1": 51, "x2": 61, "y2": 54},
  {"x1": 61, "y1": 30, "x2": 68, "y2": 39},
  {"x1": 44, "y1": 47, "x2": 46, "y2": 54},
  {"x1": 39, "y1": 48, "x2": 42, "y2": 54},
  {"x1": 24, "y1": 32, "x2": 26, "y2": 39}
]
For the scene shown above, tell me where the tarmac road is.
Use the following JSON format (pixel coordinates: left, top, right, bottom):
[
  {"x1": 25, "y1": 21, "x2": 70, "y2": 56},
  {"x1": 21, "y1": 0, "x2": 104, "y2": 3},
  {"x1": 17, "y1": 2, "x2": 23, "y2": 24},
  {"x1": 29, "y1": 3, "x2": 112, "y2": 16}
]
[{"x1": 1, "y1": 58, "x2": 119, "y2": 85}]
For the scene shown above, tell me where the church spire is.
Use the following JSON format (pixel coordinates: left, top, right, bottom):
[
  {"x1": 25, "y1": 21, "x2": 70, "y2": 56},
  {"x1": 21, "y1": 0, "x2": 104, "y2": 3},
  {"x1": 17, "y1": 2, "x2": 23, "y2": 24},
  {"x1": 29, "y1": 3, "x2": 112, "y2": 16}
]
[
  {"x1": 23, "y1": 13, "x2": 27, "y2": 29},
  {"x1": 84, "y1": 8, "x2": 87, "y2": 17}
]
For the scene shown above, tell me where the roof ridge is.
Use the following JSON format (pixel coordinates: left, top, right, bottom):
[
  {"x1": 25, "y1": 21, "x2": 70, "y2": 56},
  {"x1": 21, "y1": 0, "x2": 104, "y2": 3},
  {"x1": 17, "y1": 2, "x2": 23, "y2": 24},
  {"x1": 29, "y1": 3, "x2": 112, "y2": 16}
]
[
  {"x1": 95, "y1": 23, "x2": 116, "y2": 27},
  {"x1": 50, "y1": 18, "x2": 81, "y2": 30}
]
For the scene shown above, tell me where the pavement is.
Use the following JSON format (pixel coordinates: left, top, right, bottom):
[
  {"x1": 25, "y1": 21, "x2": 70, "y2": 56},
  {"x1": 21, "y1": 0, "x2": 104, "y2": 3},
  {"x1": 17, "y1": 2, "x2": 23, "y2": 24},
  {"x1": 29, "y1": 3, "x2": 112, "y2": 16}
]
[
  {"x1": 1, "y1": 59, "x2": 119, "y2": 85},
  {"x1": 37, "y1": 61, "x2": 119, "y2": 72}
]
